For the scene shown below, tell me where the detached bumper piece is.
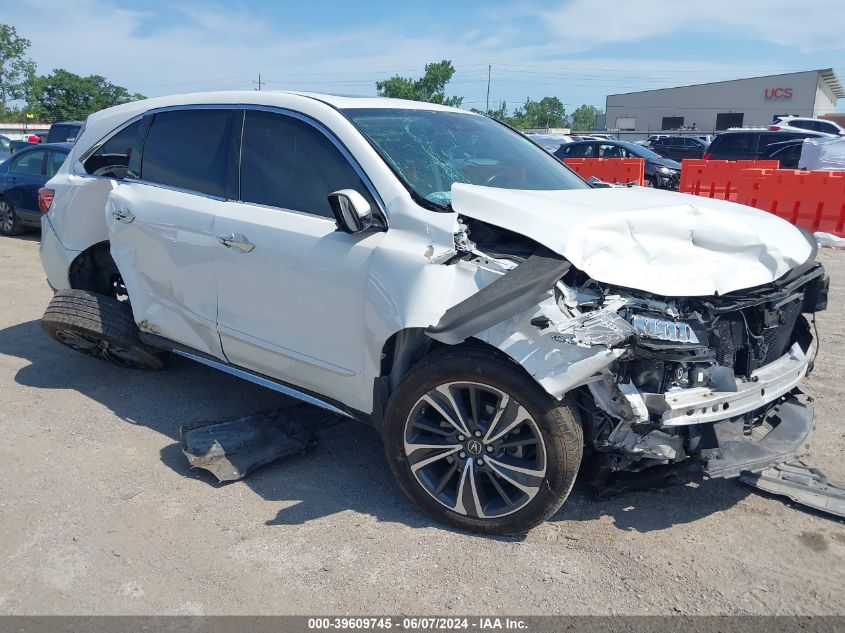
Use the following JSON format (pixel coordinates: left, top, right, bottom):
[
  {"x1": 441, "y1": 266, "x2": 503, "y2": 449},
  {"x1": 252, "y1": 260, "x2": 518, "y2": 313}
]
[
  {"x1": 740, "y1": 462, "x2": 845, "y2": 519},
  {"x1": 180, "y1": 405, "x2": 340, "y2": 482},
  {"x1": 703, "y1": 392, "x2": 814, "y2": 479}
]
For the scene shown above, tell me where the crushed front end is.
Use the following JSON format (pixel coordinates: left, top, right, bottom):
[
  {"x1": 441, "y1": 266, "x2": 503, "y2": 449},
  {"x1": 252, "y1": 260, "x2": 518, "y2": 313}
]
[{"x1": 573, "y1": 262, "x2": 829, "y2": 478}]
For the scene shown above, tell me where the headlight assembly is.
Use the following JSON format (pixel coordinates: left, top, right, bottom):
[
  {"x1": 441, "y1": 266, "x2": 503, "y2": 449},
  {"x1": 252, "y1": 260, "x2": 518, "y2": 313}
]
[{"x1": 631, "y1": 314, "x2": 700, "y2": 344}]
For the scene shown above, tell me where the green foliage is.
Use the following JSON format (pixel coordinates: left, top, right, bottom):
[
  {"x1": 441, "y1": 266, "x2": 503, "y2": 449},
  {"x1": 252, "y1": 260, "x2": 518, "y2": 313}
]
[
  {"x1": 570, "y1": 104, "x2": 602, "y2": 131},
  {"x1": 507, "y1": 97, "x2": 567, "y2": 129},
  {"x1": 377, "y1": 60, "x2": 463, "y2": 107},
  {"x1": 0, "y1": 24, "x2": 36, "y2": 117},
  {"x1": 26, "y1": 69, "x2": 146, "y2": 121}
]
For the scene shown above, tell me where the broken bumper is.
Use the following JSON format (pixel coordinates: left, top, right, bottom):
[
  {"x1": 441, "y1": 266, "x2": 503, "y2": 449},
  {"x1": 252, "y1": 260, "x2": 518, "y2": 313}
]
[
  {"x1": 643, "y1": 342, "x2": 810, "y2": 427},
  {"x1": 703, "y1": 392, "x2": 815, "y2": 479}
]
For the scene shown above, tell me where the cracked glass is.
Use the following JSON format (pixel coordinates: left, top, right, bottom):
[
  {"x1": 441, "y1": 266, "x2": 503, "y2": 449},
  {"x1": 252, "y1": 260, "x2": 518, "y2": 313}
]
[{"x1": 343, "y1": 108, "x2": 587, "y2": 209}]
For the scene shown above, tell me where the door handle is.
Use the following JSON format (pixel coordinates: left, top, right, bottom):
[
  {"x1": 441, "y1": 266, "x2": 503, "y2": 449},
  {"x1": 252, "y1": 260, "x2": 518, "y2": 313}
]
[
  {"x1": 111, "y1": 207, "x2": 135, "y2": 223},
  {"x1": 217, "y1": 232, "x2": 255, "y2": 253}
]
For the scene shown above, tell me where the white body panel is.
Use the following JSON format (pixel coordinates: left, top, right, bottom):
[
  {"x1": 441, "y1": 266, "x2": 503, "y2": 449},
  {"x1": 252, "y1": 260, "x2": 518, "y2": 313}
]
[
  {"x1": 106, "y1": 183, "x2": 224, "y2": 358},
  {"x1": 451, "y1": 184, "x2": 812, "y2": 297}
]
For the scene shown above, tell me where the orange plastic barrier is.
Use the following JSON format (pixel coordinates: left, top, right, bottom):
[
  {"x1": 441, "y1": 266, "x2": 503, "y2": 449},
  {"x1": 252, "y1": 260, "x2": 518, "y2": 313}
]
[
  {"x1": 736, "y1": 169, "x2": 845, "y2": 236},
  {"x1": 680, "y1": 160, "x2": 780, "y2": 200},
  {"x1": 563, "y1": 158, "x2": 644, "y2": 185}
]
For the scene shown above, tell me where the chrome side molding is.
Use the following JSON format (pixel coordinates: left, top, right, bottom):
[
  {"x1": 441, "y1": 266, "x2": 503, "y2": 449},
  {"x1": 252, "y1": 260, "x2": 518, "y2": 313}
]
[{"x1": 170, "y1": 349, "x2": 351, "y2": 418}]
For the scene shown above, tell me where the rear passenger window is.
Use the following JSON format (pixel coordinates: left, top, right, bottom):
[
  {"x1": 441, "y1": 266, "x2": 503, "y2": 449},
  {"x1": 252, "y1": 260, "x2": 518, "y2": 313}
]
[
  {"x1": 714, "y1": 134, "x2": 753, "y2": 152},
  {"x1": 141, "y1": 109, "x2": 237, "y2": 198},
  {"x1": 46, "y1": 151, "x2": 67, "y2": 178},
  {"x1": 240, "y1": 110, "x2": 375, "y2": 218},
  {"x1": 84, "y1": 119, "x2": 145, "y2": 178}
]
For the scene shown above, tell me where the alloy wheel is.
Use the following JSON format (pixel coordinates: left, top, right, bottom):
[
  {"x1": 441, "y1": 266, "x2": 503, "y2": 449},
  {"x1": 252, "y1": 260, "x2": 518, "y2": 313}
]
[
  {"x1": 403, "y1": 381, "x2": 547, "y2": 519},
  {"x1": 0, "y1": 201, "x2": 14, "y2": 233}
]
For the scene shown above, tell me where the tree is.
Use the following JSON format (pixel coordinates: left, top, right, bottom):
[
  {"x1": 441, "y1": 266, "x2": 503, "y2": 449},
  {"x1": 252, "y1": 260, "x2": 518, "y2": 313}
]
[
  {"x1": 470, "y1": 101, "x2": 509, "y2": 120},
  {"x1": 376, "y1": 60, "x2": 463, "y2": 107},
  {"x1": 508, "y1": 97, "x2": 567, "y2": 129},
  {"x1": 27, "y1": 69, "x2": 145, "y2": 121},
  {"x1": 0, "y1": 24, "x2": 36, "y2": 118},
  {"x1": 570, "y1": 104, "x2": 602, "y2": 131}
]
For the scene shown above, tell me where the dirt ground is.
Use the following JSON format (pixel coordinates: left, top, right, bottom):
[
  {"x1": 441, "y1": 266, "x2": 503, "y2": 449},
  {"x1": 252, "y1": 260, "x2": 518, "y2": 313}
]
[{"x1": 1, "y1": 233, "x2": 844, "y2": 616}]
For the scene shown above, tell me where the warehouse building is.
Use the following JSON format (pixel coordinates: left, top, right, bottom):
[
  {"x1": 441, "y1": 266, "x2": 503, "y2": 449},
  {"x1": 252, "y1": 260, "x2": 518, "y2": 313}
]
[{"x1": 605, "y1": 69, "x2": 843, "y2": 133}]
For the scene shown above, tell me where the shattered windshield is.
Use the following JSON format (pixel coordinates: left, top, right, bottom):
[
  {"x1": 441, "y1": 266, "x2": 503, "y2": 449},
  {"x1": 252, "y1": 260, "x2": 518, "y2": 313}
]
[{"x1": 343, "y1": 108, "x2": 588, "y2": 208}]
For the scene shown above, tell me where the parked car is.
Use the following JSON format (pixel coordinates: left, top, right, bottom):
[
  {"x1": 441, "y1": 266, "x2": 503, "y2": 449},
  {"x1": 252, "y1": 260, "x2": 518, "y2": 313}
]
[
  {"x1": 587, "y1": 133, "x2": 618, "y2": 141},
  {"x1": 758, "y1": 139, "x2": 805, "y2": 168},
  {"x1": 0, "y1": 142, "x2": 71, "y2": 235},
  {"x1": 770, "y1": 116, "x2": 844, "y2": 137},
  {"x1": 38, "y1": 92, "x2": 828, "y2": 534},
  {"x1": 525, "y1": 133, "x2": 576, "y2": 154},
  {"x1": 704, "y1": 130, "x2": 823, "y2": 160},
  {"x1": 554, "y1": 139, "x2": 681, "y2": 189},
  {"x1": 643, "y1": 134, "x2": 671, "y2": 146},
  {"x1": 9, "y1": 139, "x2": 38, "y2": 154},
  {"x1": 0, "y1": 135, "x2": 11, "y2": 157},
  {"x1": 46, "y1": 121, "x2": 84, "y2": 144},
  {"x1": 649, "y1": 136, "x2": 709, "y2": 161}
]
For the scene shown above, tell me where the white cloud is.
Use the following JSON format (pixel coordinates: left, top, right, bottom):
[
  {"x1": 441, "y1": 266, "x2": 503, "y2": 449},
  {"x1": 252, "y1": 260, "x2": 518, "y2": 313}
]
[
  {"x1": 3, "y1": 0, "x2": 842, "y2": 110},
  {"x1": 538, "y1": 0, "x2": 845, "y2": 53}
]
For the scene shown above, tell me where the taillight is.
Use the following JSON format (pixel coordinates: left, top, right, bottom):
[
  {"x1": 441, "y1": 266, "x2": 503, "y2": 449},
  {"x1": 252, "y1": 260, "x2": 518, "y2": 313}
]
[
  {"x1": 38, "y1": 187, "x2": 55, "y2": 213},
  {"x1": 702, "y1": 152, "x2": 711, "y2": 160},
  {"x1": 769, "y1": 125, "x2": 781, "y2": 131}
]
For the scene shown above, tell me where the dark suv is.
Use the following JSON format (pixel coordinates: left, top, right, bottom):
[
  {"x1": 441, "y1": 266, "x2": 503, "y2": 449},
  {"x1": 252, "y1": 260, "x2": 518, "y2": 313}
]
[
  {"x1": 705, "y1": 130, "x2": 821, "y2": 160},
  {"x1": 650, "y1": 136, "x2": 708, "y2": 161},
  {"x1": 45, "y1": 121, "x2": 84, "y2": 144}
]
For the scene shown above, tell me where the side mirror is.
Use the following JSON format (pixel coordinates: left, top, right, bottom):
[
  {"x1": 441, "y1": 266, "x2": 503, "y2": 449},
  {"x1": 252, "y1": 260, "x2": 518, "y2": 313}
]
[{"x1": 327, "y1": 189, "x2": 374, "y2": 234}]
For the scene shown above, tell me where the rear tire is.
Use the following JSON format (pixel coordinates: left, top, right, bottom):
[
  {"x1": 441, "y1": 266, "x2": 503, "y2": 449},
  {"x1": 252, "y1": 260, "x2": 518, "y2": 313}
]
[
  {"x1": 0, "y1": 199, "x2": 23, "y2": 236},
  {"x1": 41, "y1": 289, "x2": 164, "y2": 370},
  {"x1": 383, "y1": 346, "x2": 583, "y2": 535}
]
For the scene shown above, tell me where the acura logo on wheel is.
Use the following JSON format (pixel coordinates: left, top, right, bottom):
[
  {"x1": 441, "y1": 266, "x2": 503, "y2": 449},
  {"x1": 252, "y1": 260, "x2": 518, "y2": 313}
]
[{"x1": 466, "y1": 439, "x2": 483, "y2": 455}]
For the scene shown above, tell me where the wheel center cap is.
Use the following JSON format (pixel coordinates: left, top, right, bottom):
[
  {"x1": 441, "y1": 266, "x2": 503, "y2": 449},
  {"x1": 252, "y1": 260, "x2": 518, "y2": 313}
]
[{"x1": 465, "y1": 439, "x2": 483, "y2": 456}]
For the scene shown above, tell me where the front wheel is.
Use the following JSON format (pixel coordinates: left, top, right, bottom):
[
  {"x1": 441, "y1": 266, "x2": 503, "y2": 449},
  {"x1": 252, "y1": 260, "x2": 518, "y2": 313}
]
[{"x1": 383, "y1": 346, "x2": 583, "y2": 535}]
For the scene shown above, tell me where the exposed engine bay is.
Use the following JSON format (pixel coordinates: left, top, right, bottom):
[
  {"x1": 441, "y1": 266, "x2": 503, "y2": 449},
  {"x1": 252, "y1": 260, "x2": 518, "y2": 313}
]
[{"x1": 427, "y1": 215, "x2": 829, "y2": 478}]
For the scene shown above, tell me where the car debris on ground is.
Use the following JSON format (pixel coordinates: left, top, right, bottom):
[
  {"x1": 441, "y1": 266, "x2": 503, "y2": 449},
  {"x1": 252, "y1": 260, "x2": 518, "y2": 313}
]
[{"x1": 180, "y1": 405, "x2": 342, "y2": 482}]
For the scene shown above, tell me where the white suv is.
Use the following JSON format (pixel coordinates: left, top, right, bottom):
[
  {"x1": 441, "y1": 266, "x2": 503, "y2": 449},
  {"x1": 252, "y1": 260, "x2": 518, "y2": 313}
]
[
  {"x1": 771, "y1": 116, "x2": 844, "y2": 136},
  {"x1": 38, "y1": 92, "x2": 828, "y2": 534}
]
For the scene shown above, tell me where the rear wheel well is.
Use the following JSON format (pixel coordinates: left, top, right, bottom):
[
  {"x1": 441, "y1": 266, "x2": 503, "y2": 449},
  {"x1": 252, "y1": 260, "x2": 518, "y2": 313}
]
[{"x1": 68, "y1": 242, "x2": 124, "y2": 299}]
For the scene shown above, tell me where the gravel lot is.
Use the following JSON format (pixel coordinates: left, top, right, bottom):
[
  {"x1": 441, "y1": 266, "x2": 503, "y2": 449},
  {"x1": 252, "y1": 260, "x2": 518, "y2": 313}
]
[{"x1": 1, "y1": 233, "x2": 844, "y2": 616}]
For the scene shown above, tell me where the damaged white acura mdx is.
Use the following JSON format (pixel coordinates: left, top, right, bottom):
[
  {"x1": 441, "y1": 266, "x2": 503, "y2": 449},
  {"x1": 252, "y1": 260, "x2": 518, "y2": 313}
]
[{"x1": 38, "y1": 92, "x2": 829, "y2": 534}]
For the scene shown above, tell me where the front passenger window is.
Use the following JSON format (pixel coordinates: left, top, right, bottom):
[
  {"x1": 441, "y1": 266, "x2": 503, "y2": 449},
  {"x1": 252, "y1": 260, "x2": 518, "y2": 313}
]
[
  {"x1": 10, "y1": 150, "x2": 45, "y2": 175},
  {"x1": 240, "y1": 110, "x2": 376, "y2": 218}
]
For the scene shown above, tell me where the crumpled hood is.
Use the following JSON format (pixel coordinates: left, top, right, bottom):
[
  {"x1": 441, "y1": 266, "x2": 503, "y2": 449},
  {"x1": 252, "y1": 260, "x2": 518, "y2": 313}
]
[{"x1": 451, "y1": 184, "x2": 812, "y2": 297}]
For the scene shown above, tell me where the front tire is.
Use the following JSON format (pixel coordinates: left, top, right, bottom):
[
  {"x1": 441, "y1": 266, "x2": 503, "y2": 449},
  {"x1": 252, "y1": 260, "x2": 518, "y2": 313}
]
[
  {"x1": 383, "y1": 346, "x2": 583, "y2": 535},
  {"x1": 41, "y1": 289, "x2": 164, "y2": 370}
]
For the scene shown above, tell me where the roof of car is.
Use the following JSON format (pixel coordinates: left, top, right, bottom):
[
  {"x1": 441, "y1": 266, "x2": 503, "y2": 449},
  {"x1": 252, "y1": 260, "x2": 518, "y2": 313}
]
[
  {"x1": 51, "y1": 121, "x2": 84, "y2": 126},
  {"x1": 14, "y1": 142, "x2": 72, "y2": 152}
]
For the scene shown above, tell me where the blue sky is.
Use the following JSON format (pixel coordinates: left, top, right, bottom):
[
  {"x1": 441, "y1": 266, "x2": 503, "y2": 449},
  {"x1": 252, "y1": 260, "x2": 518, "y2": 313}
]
[{"x1": 6, "y1": 0, "x2": 845, "y2": 114}]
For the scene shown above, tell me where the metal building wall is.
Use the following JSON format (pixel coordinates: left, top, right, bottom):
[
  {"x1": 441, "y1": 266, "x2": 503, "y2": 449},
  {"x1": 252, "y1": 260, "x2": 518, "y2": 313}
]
[{"x1": 605, "y1": 71, "x2": 828, "y2": 132}]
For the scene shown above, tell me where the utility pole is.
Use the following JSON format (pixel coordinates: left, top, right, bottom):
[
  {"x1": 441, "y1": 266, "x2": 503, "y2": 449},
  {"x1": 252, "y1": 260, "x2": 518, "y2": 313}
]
[
  {"x1": 254, "y1": 74, "x2": 263, "y2": 91},
  {"x1": 485, "y1": 65, "x2": 491, "y2": 115}
]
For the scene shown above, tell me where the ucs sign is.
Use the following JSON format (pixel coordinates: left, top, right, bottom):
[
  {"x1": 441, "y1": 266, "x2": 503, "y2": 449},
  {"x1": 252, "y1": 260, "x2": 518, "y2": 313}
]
[{"x1": 765, "y1": 88, "x2": 793, "y2": 100}]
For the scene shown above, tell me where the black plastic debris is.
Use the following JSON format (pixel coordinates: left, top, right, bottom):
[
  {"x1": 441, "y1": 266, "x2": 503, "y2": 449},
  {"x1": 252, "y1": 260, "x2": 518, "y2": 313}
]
[
  {"x1": 180, "y1": 406, "x2": 341, "y2": 482},
  {"x1": 740, "y1": 461, "x2": 845, "y2": 519}
]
